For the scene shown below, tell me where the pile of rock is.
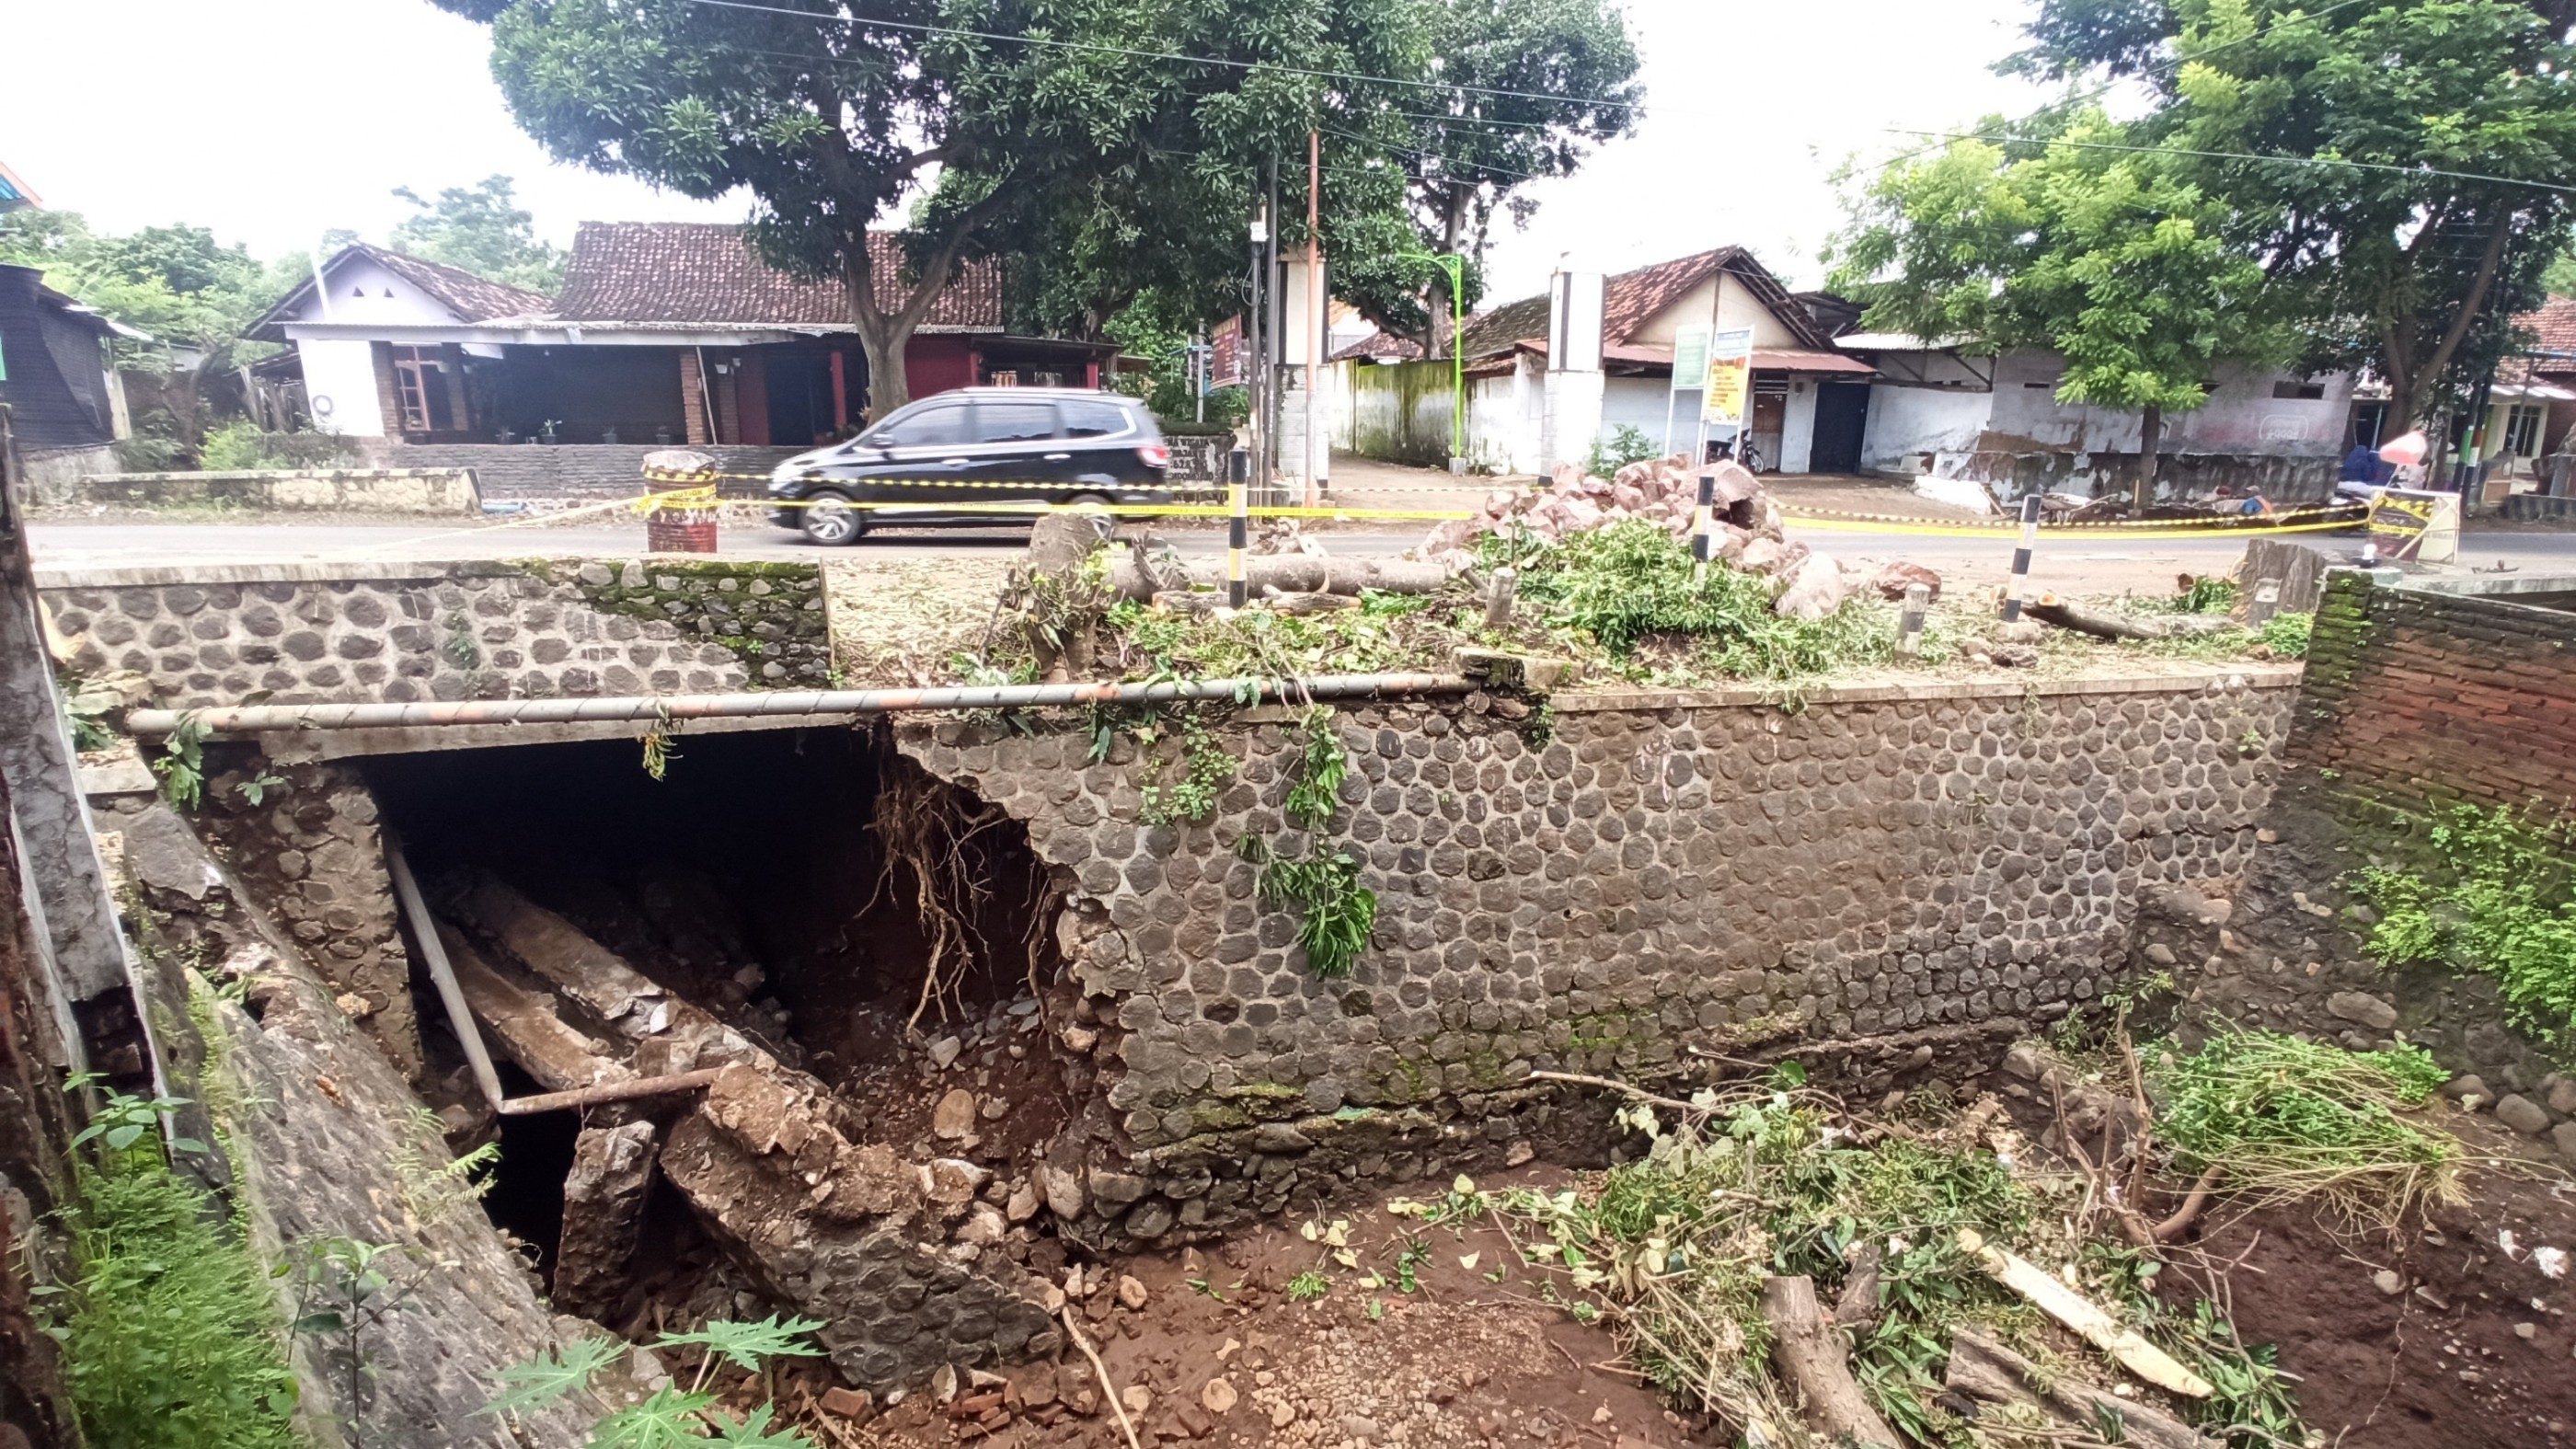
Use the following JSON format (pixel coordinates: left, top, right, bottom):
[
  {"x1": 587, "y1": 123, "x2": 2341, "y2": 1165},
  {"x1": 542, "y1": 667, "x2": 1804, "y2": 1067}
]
[{"x1": 1416, "y1": 454, "x2": 1910, "y2": 622}]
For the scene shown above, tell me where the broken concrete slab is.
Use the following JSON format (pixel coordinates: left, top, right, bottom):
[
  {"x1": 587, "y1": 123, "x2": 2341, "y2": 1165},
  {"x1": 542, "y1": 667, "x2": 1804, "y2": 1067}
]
[
  {"x1": 443, "y1": 925, "x2": 629, "y2": 1093},
  {"x1": 556, "y1": 1121, "x2": 659, "y2": 1321},
  {"x1": 448, "y1": 877, "x2": 768, "y2": 1069}
]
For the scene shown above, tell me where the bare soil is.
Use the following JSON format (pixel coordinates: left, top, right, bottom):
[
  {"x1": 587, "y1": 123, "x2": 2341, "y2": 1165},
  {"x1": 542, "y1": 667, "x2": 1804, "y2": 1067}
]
[
  {"x1": 776, "y1": 1171, "x2": 1701, "y2": 1449},
  {"x1": 2172, "y1": 1111, "x2": 2576, "y2": 1449}
]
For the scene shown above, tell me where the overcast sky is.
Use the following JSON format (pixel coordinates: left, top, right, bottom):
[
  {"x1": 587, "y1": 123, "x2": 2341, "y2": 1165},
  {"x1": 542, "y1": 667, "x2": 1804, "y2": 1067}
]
[{"x1": 2, "y1": 0, "x2": 2057, "y2": 302}]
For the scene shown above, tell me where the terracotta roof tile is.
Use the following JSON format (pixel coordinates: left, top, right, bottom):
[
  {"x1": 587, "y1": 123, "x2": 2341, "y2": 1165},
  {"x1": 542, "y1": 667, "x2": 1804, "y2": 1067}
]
[
  {"x1": 1453, "y1": 247, "x2": 1830, "y2": 364},
  {"x1": 552, "y1": 223, "x2": 1001, "y2": 329},
  {"x1": 359, "y1": 245, "x2": 554, "y2": 322},
  {"x1": 2518, "y1": 294, "x2": 2576, "y2": 357}
]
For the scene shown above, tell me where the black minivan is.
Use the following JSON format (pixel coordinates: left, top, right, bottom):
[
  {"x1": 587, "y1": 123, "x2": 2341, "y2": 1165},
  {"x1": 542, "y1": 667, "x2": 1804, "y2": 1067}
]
[{"x1": 766, "y1": 387, "x2": 1173, "y2": 545}]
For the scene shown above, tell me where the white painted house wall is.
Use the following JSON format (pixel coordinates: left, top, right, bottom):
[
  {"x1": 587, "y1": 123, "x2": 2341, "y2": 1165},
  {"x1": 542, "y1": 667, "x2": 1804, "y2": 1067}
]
[
  {"x1": 300, "y1": 339, "x2": 385, "y2": 437},
  {"x1": 1627, "y1": 273, "x2": 1803, "y2": 351},
  {"x1": 282, "y1": 255, "x2": 472, "y2": 437},
  {"x1": 1778, "y1": 380, "x2": 1819, "y2": 474}
]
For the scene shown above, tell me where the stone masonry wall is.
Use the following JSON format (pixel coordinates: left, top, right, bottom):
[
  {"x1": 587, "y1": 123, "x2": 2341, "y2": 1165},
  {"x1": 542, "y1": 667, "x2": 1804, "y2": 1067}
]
[
  {"x1": 2147, "y1": 572, "x2": 2576, "y2": 1163},
  {"x1": 74, "y1": 468, "x2": 480, "y2": 514},
  {"x1": 359, "y1": 443, "x2": 804, "y2": 500},
  {"x1": 903, "y1": 666, "x2": 2301, "y2": 1246},
  {"x1": 40, "y1": 557, "x2": 832, "y2": 709}
]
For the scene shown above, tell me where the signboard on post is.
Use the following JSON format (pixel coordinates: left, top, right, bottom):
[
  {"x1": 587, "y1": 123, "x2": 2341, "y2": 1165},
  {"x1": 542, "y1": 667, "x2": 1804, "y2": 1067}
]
[
  {"x1": 1700, "y1": 327, "x2": 1755, "y2": 428},
  {"x1": 1670, "y1": 325, "x2": 1711, "y2": 394},
  {"x1": 2365, "y1": 487, "x2": 2460, "y2": 563}
]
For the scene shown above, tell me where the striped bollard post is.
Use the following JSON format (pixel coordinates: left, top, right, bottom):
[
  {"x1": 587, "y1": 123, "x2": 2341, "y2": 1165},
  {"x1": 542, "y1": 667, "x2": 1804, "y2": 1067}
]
[
  {"x1": 1999, "y1": 493, "x2": 2043, "y2": 622},
  {"x1": 1692, "y1": 470, "x2": 1719, "y2": 580},
  {"x1": 1894, "y1": 582, "x2": 1930, "y2": 660},
  {"x1": 1227, "y1": 481, "x2": 1248, "y2": 608}
]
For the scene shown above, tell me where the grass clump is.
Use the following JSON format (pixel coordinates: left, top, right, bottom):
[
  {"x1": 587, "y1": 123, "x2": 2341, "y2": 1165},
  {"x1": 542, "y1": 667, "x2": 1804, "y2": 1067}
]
[
  {"x1": 1243, "y1": 836, "x2": 1376, "y2": 980},
  {"x1": 1484, "y1": 520, "x2": 1896, "y2": 679},
  {"x1": 2147, "y1": 1029, "x2": 2461, "y2": 1231},
  {"x1": 50, "y1": 1081, "x2": 300, "y2": 1449},
  {"x1": 2349, "y1": 803, "x2": 2576, "y2": 1046}
]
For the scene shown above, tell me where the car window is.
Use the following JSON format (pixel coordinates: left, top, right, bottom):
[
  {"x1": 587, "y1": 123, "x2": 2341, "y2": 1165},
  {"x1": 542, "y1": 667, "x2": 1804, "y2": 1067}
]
[
  {"x1": 877, "y1": 402, "x2": 969, "y2": 448},
  {"x1": 972, "y1": 402, "x2": 1061, "y2": 444},
  {"x1": 1061, "y1": 400, "x2": 1133, "y2": 439}
]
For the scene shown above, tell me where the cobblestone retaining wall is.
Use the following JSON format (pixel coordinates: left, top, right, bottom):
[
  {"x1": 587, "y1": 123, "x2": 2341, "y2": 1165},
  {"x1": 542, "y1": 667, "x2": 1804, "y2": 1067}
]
[
  {"x1": 901, "y1": 666, "x2": 2302, "y2": 1246},
  {"x1": 40, "y1": 558, "x2": 832, "y2": 707},
  {"x1": 2146, "y1": 572, "x2": 2576, "y2": 1162}
]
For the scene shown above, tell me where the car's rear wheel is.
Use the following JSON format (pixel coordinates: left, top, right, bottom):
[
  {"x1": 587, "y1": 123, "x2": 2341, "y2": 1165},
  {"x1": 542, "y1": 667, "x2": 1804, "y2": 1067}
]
[{"x1": 799, "y1": 491, "x2": 865, "y2": 546}]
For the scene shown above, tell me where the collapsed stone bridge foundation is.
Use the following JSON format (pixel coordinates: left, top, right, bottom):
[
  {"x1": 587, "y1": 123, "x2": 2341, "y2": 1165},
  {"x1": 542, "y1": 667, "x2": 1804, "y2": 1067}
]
[{"x1": 68, "y1": 568, "x2": 2299, "y2": 1393}]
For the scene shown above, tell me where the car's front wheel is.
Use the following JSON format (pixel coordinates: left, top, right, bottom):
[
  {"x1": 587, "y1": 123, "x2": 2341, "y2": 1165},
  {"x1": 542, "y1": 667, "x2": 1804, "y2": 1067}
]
[{"x1": 799, "y1": 491, "x2": 865, "y2": 546}]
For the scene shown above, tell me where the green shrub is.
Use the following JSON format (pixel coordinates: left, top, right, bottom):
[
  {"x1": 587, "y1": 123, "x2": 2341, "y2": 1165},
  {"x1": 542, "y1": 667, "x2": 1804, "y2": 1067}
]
[
  {"x1": 1582, "y1": 424, "x2": 1661, "y2": 477},
  {"x1": 52, "y1": 1087, "x2": 300, "y2": 1449},
  {"x1": 198, "y1": 419, "x2": 350, "y2": 472},
  {"x1": 2148, "y1": 1030, "x2": 2459, "y2": 1229},
  {"x1": 1489, "y1": 519, "x2": 1891, "y2": 676},
  {"x1": 2350, "y1": 804, "x2": 2576, "y2": 1045}
]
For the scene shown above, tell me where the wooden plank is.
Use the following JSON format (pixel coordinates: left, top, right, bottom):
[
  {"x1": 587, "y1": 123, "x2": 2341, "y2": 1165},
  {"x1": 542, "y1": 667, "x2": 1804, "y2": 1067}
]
[
  {"x1": 1947, "y1": 1329, "x2": 2217, "y2": 1449},
  {"x1": 1955, "y1": 1229, "x2": 2214, "y2": 1398}
]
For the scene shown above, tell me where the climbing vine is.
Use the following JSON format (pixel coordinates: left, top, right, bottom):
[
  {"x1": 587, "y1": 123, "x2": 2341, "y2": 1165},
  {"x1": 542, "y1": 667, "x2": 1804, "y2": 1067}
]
[
  {"x1": 1137, "y1": 714, "x2": 1236, "y2": 826},
  {"x1": 1283, "y1": 707, "x2": 1350, "y2": 830}
]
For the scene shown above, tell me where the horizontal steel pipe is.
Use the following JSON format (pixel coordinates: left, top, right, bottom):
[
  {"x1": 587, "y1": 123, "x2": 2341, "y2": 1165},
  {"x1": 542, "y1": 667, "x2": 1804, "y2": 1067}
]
[{"x1": 124, "y1": 673, "x2": 1478, "y2": 735}]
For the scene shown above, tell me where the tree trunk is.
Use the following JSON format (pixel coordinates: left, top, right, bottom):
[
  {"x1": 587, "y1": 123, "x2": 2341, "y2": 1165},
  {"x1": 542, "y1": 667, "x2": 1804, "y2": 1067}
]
[
  {"x1": 2132, "y1": 403, "x2": 2163, "y2": 512},
  {"x1": 1760, "y1": 1276, "x2": 1899, "y2": 1449}
]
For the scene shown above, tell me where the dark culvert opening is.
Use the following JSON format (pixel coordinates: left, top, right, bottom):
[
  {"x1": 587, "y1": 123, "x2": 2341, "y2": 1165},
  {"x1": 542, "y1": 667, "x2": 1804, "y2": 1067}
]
[{"x1": 365, "y1": 724, "x2": 1067, "y2": 1285}]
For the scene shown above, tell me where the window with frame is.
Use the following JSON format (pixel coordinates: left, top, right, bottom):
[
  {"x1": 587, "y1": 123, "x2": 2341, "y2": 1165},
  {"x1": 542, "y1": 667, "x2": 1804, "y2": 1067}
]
[
  {"x1": 2502, "y1": 403, "x2": 2544, "y2": 457},
  {"x1": 876, "y1": 401, "x2": 969, "y2": 448},
  {"x1": 1061, "y1": 400, "x2": 1132, "y2": 438}
]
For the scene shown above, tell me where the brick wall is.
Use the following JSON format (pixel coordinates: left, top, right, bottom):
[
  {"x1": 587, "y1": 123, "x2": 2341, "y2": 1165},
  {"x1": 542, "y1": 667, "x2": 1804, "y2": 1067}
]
[
  {"x1": 902, "y1": 667, "x2": 2302, "y2": 1246},
  {"x1": 2291, "y1": 572, "x2": 2576, "y2": 818},
  {"x1": 2148, "y1": 572, "x2": 2576, "y2": 1154}
]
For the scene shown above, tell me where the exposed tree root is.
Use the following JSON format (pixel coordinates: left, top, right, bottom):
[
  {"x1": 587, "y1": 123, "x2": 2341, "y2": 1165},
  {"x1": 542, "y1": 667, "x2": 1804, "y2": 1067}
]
[{"x1": 864, "y1": 752, "x2": 1050, "y2": 1032}]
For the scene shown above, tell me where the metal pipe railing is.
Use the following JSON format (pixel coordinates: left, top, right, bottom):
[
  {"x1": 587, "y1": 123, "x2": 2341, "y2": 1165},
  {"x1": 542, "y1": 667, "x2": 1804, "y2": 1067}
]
[{"x1": 125, "y1": 673, "x2": 1476, "y2": 734}]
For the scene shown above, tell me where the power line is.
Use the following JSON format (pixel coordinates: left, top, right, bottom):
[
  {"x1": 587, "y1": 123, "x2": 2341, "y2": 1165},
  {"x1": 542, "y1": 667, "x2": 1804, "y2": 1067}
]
[
  {"x1": 685, "y1": 0, "x2": 1650, "y2": 118},
  {"x1": 1885, "y1": 127, "x2": 2576, "y2": 196}
]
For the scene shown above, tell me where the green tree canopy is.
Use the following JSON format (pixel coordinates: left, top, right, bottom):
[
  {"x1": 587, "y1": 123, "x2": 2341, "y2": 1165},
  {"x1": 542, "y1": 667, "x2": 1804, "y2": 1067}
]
[
  {"x1": 2007, "y1": 0, "x2": 2576, "y2": 426},
  {"x1": 0, "y1": 212, "x2": 287, "y2": 365},
  {"x1": 389, "y1": 175, "x2": 566, "y2": 293},
  {"x1": 1834, "y1": 109, "x2": 2288, "y2": 505}
]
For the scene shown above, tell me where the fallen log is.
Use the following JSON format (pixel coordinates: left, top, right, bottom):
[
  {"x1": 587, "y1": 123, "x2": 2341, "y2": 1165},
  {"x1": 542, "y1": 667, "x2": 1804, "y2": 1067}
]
[
  {"x1": 1108, "y1": 554, "x2": 1447, "y2": 601},
  {"x1": 2027, "y1": 598, "x2": 2239, "y2": 642},
  {"x1": 1955, "y1": 1229, "x2": 2213, "y2": 1397},
  {"x1": 1946, "y1": 1328, "x2": 2218, "y2": 1449},
  {"x1": 1761, "y1": 1275, "x2": 1899, "y2": 1448}
]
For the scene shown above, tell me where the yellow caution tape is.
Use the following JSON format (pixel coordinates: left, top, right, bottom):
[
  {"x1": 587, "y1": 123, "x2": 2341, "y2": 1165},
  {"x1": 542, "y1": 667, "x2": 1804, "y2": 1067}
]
[{"x1": 637, "y1": 484, "x2": 722, "y2": 512}]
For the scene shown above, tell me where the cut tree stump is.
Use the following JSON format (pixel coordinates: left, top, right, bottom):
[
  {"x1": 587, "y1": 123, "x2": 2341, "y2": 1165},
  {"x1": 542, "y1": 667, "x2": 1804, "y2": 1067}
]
[
  {"x1": 1761, "y1": 1275, "x2": 1899, "y2": 1448},
  {"x1": 1946, "y1": 1328, "x2": 2219, "y2": 1449},
  {"x1": 2235, "y1": 538, "x2": 2329, "y2": 615}
]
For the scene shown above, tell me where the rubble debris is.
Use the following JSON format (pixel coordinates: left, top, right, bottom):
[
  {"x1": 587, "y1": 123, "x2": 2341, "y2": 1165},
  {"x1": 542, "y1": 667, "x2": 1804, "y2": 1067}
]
[
  {"x1": 933, "y1": 1087, "x2": 979, "y2": 1139},
  {"x1": 556, "y1": 1121, "x2": 660, "y2": 1320},
  {"x1": 1415, "y1": 454, "x2": 1780, "y2": 565},
  {"x1": 442, "y1": 925, "x2": 631, "y2": 1093},
  {"x1": 1869, "y1": 560, "x2": 1943, "y2": 602},
  {"x1": 1761, "y1": 1275, "x2": 1898, "y2": 1448},
  {"x1": 1945, "y1": 1329, "x2": 2218, "y2": 1449}
]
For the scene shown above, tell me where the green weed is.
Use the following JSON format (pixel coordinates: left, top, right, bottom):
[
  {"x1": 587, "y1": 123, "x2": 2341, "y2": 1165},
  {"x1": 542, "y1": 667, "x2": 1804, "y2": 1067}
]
[
  {"x1": 2147, "y1": 1029, "x2": 2459, "y2": 1230},
  {"x1": 488, "y1": 1316, "x2": 824, "y2": 1448},
  {"x1": 1282, "y1": 707, "x2": 1348, "y2": 831},
  {"x1": 1248, "y1": 839, "x2": 1376, "y2": 980},
  {"x1": 48, "y1": 1081, "x2": 299, "y2": 1449},
  {"x1": 1138, "y1": 714, "x2": 1237, "y2": 826},
  {"x1": 1286, "y1": 1271, "x2": 1330, "y2": 1303},
  {"x1": 2349, "y1": 803, "x2": 2576, "y2": 1046}
]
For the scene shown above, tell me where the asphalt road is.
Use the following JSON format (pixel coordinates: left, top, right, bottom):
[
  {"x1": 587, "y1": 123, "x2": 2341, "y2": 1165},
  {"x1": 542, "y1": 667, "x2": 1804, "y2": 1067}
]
[{"x1": 29, "y1": 516, "x2": 2576, "y2": 596}]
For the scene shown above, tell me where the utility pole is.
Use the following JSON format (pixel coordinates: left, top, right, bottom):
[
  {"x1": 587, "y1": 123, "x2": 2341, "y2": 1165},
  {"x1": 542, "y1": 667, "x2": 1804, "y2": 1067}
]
[
  {"x1": 1265, "y1": 149, "x2": 1282, "y2": 495},
  {"x1": 1248, "y1": 206, "x2": 1268, "y2": 489},
  {"x1": 1305, "y1": 129, "x2": 1324, "y2": 501}
]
